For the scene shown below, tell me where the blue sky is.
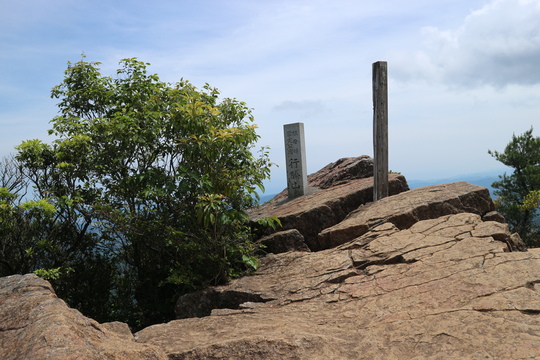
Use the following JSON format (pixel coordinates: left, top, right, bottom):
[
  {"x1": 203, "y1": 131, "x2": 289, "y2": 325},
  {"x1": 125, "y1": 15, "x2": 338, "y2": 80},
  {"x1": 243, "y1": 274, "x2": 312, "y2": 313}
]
[{"x1": 1, "y1": 0, "x2": 540, "y2": 194}]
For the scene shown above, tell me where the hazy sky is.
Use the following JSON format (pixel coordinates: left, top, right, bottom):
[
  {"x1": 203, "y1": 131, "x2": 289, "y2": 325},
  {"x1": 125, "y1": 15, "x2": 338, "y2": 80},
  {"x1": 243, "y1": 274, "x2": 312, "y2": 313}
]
[{"x1": 1, "y1": 0, "x2": 539, "y2": 193}]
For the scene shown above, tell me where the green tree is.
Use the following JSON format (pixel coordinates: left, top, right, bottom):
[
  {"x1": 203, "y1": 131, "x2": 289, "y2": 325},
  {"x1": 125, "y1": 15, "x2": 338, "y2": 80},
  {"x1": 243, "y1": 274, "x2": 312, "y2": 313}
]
[
  {"x1": 520, "y1": 190, "x2": 540, "y2": 212},
  {"x1": 14, "y1": 56, "x2": 272, "y2": 329},
  {"x1": 0, "y1": 153, "x2": 121, "y2": 324},
  {"x1": 489, "y1": 128, "x2": 540, "y2": 246},
  {"x1": 0, "y1": 154, "x2": 27, "y2": 195},
  {"x1": 0, "y1": 155, "x2": 59, "y2": 277},
  {"x1": 0, "y1": 187, "x2": 54, "y2": 275}
]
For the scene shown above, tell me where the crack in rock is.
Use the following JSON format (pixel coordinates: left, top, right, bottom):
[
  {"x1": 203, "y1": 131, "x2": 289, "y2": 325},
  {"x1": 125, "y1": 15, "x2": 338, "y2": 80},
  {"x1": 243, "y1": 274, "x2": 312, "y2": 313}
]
[{"x1": 353, "y1": 254, "x2": 418, "y2": 271}]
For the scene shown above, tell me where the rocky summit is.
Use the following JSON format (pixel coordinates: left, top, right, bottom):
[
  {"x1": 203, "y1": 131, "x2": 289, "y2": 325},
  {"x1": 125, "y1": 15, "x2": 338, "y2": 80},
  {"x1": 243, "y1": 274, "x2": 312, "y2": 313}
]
[
  {"x1": 2, "y1": 156, "x2": 540, "y2": 359},
  {"x1": 248, "y1": 156, "x2": 410, "y2": 252}
]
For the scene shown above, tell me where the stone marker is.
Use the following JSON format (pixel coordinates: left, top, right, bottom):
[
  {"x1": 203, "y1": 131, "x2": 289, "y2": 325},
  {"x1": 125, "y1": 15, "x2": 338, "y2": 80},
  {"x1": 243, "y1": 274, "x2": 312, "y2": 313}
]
[{"x1": 284, "y1": 122, "x2": 308, "y2": 198}]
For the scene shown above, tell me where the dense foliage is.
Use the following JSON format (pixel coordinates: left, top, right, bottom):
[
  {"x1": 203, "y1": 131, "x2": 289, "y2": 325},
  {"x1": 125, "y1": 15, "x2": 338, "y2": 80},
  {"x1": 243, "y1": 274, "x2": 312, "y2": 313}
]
[
  {"x1": 489, "y1": 128, "x2": 540, "y2": 247},
  {"x1": 1, "y1": 57, "x2": 273, "y2": 329}
]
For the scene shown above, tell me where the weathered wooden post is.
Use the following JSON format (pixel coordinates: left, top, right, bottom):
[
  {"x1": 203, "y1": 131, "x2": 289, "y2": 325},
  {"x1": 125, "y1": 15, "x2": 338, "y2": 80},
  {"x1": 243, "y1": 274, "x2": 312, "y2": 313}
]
[
  {"x1": 284, "y1": 122, "x2": 308, "y2": 198},
  {"x1": 373, "y1": 61, "x2": 389, "y2": 201}
]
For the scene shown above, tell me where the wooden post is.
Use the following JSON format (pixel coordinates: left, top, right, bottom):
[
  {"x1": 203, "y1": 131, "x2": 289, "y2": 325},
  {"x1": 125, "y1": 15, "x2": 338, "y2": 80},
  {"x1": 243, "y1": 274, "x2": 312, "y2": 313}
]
[
  {"x1": 284, "y1": 122, "x2": 308, "y2": 198},
  {"x1": 373, "y1": 61, "x2": 389, "y2": 201}
]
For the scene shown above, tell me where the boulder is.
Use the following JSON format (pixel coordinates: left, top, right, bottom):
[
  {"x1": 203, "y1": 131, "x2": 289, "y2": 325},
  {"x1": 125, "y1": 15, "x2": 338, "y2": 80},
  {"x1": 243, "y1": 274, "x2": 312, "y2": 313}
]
[
  {"x1": 268, "y1": 156, "x2": 375, "y2": 204},
  {"x1": 482, "y1": 210, "x2": 506, "y2": 223},
  {"x1": 0, "y1": 274, "x2": 167, "y2": 360},
  {"x1": 306, "y1": 155, "x2": 373, "y2": 189},
  {"x1": 249, "y1": 173, "x2": 409, "y2": 251},
  {"x1": 136, "y1": 211, "x2": 540, "y2": 359},
  {"x1": 257, "y1": 229, "x2": 310, "y2": 254},
  {"x1": 317, "y1": 181, "x2": 496, "y2": 250}
]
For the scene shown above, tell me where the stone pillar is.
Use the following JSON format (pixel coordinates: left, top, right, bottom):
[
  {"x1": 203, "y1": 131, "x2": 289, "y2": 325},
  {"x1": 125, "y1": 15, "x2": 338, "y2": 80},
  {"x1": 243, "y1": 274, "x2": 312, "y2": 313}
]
[{"x1": 284, "y1": 122, "x2": 308, "y2": 198}]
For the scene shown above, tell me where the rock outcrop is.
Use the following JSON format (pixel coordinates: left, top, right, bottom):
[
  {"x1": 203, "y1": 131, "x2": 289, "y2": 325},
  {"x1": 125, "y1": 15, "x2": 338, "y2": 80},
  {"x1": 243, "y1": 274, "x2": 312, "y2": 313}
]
[
  {"x1": 318, "y1": 181, "x2": 496, "y2": 250},
  {"x1": 136, "y1": 210, "x2": 539, "y2": 359},
  {"x1": 3, "y1": 156, "x2": 539, "y2": 360},
  {"x1": 133, "y1": 180, "x2": 540, "y2": 359},
  {"x1": 0, "y1": 274, "x2": 167, "y2": 360},
  {"x1": 305, "y1": 155, "x2": 374, "y2": 189},
  {"x1": 249, "y1": 156, "x2": 409, "y2": 251},
  {"x1": 136, "y1": 213, "x2": 540, "y2": 359}
]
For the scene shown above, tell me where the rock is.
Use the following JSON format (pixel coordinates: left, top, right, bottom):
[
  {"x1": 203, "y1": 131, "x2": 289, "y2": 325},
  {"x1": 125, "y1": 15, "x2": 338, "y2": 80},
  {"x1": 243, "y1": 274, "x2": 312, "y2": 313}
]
[
  {"x1": 506, "y1": 232, "x2": 528, "y2": 252},
  {"x1": 263, "y1": 156, "x2": 375, "y2": 205},
  {"x1": 101, "y1": 321, "x2": 135, "y2": 341},
  {"x1": 257, "y1": 229, "x2": 310, "y2": 254},
  {"x1": 249, "y1": 173, "x2": 409, "y2": 251},
  {"x1": 307, "y1": 155, "x2": 373, "y2": 189},
  {"x1": 482, "y1": 210, "x2": 506, "y2": 223},
  {"x1": 136, "y1": 212, "x2": 540, "y2": 359},
  {"x1": 317, "y1": 181, "x2": 495, "y2": 250},
  {"x1": 0, "y1": 274, "x2": 168, "y2": 360},
  {"x1": 248, "y1": 156, "x2": 408, "y2": 252}
]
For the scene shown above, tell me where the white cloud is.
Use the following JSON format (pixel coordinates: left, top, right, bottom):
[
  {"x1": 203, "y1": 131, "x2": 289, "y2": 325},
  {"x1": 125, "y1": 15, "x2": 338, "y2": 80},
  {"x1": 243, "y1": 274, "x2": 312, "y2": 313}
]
[{"x1": 393, "y1": 0, "x2": 540, "y2": 88}]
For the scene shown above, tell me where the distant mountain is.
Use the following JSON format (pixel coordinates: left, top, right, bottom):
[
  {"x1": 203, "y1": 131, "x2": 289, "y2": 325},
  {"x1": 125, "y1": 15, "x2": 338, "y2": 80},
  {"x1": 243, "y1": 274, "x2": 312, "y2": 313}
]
[{"x1": 258, "y1": 193, "x2": 278, "y2": 204}]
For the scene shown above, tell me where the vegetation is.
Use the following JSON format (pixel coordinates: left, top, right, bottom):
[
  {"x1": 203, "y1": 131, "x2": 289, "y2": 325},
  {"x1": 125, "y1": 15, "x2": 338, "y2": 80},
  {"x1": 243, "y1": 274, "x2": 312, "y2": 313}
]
[
  {"x1": 1, "y1": 57, "x2": 274, "y2": 330},
  {"x1": 489, "y1": 128, "x2": 540, "y2": 247}
]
